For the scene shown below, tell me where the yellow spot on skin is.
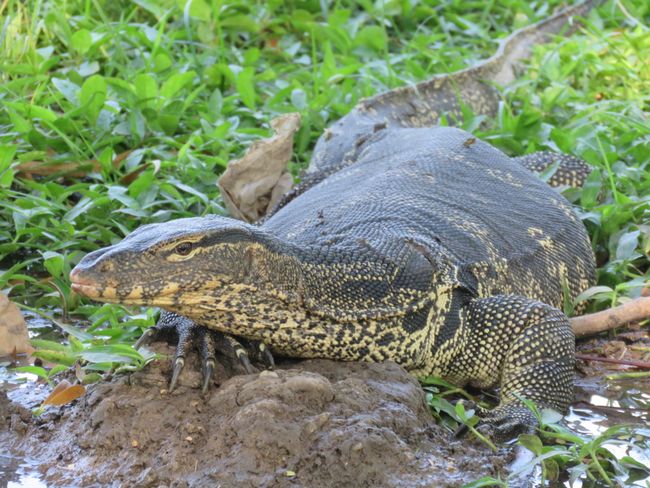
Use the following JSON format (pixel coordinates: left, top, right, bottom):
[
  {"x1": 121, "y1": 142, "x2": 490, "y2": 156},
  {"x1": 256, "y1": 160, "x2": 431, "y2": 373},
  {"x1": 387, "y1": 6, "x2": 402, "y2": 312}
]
[
  {"x1": 127, "y1": 286, "x2": 144, "y2": 300},
  {"x1": 101, "y1": 286, "x2": 117, "y2": 299},
  {"x1": 160, "y1": 283, "x2": 179, "y2": 297}
]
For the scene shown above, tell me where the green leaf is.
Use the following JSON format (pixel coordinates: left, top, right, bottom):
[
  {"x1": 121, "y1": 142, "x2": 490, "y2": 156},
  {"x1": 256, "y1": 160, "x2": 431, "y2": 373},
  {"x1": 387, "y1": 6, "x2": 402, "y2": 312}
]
[
  {"x1": 291, "y1": 88, "x2": 307, "y2": 110},
  {"x1": 79, "y1": 75, "x2": 107, "y2": 123},
  {"x1": 160, "y1": 71, "x2": 196, "y2": 99},
  {"x1": 615, "y1": 230, "x2": 640, "y2": 261},
  {"x1": 135, "y1": 74, "x2": 158, "y2": 107},
  {"x1": 0, "y1": 144, "x2": 17, "y2": 188},
  {"x1": 71, "y1": 29, "x2": 93, "y2": 54},
  {"x1": 177, "y1": 0, "x2": 211, "y2": 21},
  {"x1": 82, "y1": 372, "x2": 103, "y2": 384},
  {"x1": 53, "y1": 319, "x2": 94, "y2": 341},
  {"x1": 48, "y1": 365, "x2": 69, "y2": 377},
  {"x1": 518, "y1": 434, "x2": 543, "y2": 455},
  {"x1": 543, "y1": 458, "x2": 559, "y2": 481},
  {"x1": 30, "y1": 339, "x2": 70, "y2": 352},
  {"x1": 52, "y1": 78, "x2": 80, "y2": 104},
  {"x1": 236, "y1": 67, "x2": 256, "y2": 109},
  {"x1": 78, "y1": 345, "x2": 145, "y2": 365},
  {"x1": 354, "y1": 26, "x2": 387, "y2": 52},
  {"x1": 32, "y1": 350, "x2": 77, "y2": 367},
  {"x1": 133, "y1": 0, "x2": 166, "y2": 19},
  {"x1": 574, "y1": 286, "x2": 614, "y2": 304},
  {"x1": 153, "y1": 53, "x2": 172, "y2": 72},
  {"x1": 540, "y1": 408, "x2": 564, "y2": 425},
  {"x1": 13, "y1": 365, "x2": 49, "y2": 380},
  {"x1": 462, "y1": 476, "x2": 506, "y2": 488},
  {"x1": 42, "y1": 251, "x2": 64, "y2": 278}
]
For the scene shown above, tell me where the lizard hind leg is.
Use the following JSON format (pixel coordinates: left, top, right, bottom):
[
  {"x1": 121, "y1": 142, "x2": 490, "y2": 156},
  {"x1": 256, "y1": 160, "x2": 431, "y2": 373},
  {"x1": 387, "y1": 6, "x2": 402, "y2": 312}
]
[
  {"x1": 512, "y1": 151, "x2": 591, "y2": 189},
  {"x1": 447, "y1": 295, "x2": 574, "y2": 441}
]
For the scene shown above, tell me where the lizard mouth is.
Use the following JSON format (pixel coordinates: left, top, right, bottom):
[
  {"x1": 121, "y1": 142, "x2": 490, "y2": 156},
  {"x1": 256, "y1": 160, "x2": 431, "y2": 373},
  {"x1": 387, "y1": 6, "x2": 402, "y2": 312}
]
[
  {"x1": 70, "y1": 281, "x2": 120, "y2": 301},
  {"x1": 71, "y1": 282, "x2": 99, "y2": 297},
  {"x1": 69, "y1": 268, "x2": 120, "y2": 301},
  {"x1": 70, "y1": 269, "x2": 100, "y2": 298}
]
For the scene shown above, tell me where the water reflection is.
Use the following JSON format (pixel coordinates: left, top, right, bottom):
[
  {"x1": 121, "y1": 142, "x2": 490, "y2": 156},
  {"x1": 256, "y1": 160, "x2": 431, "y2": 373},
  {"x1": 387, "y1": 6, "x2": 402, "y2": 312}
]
[{"x1": 0, "y1": 456, "x2": 47, "y2": 488}]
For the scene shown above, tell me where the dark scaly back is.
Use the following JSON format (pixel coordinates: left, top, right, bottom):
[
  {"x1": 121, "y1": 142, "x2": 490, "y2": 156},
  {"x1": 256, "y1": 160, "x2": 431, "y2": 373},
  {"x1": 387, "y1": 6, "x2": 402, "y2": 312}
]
[{"x1": 263, "y1": 127, "x2": 595, "y2": 309}]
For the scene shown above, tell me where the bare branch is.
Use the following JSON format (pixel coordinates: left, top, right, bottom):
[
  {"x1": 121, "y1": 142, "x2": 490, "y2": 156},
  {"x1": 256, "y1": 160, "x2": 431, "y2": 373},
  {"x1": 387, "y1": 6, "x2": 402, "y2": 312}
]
[{"x1": 571, "y1": 297, "x2": 650, "y2": 337}]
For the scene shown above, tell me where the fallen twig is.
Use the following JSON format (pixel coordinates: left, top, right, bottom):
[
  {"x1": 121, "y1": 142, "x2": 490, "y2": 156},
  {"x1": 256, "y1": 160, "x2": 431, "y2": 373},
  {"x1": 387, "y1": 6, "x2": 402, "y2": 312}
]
[
  {"x1": 571, "y1": 297, "x2": 650, "y2": 337},
  {"x1": 575, "y1": 354, "x2": 650, "y2": 369}
]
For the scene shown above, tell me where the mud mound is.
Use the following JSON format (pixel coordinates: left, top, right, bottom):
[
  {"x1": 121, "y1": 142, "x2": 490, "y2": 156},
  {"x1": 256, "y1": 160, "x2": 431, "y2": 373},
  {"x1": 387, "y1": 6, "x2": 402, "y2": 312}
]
[{"x1": 2, "y1": 349, "x2": 507, "y2": 487}]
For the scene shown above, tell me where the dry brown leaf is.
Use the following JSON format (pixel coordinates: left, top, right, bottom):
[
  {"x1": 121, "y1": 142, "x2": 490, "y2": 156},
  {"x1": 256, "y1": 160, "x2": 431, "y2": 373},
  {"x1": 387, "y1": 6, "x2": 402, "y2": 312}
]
[
  {"x1": 218, "y1": 113, "x2": 300, "y2": 222},
  {"x1": 0, "y1": 292, "x2": 33, "y2": 356},
  {"x1": 16, "y1": 150, "x2": 132, "y2": 178},
  {"x1": 44, "y1": 379, "x2": 72, "y2": 402},
  {"x1": 43, "y1": 382, "x2": 86, "y2": 406}
]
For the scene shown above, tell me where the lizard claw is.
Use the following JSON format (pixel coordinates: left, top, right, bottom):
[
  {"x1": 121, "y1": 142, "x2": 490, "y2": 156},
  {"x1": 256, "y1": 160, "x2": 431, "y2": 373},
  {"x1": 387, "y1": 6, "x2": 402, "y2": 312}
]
[
  {"x1": 236, "y1": 348, "x2": 255, "y2": 375},
  {"x1": 169, "y1": 357, "x2": 185, "y2": 392},
  {"x1": 201, "y1": 359, "x2": 215, "y2": 394},
  {"x1": 258, "y1": 342, "x2": 275, "y2": 369},
  {"x1": 134, "y1": 327, "x2": 158, "y2": 350}
]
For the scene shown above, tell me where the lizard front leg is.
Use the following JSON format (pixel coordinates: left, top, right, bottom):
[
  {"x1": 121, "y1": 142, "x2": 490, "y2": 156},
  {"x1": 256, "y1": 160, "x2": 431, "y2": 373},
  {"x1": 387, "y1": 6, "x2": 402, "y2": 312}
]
[{"x1": 135, "y1": 311, "x2": 275, "y2": 392}]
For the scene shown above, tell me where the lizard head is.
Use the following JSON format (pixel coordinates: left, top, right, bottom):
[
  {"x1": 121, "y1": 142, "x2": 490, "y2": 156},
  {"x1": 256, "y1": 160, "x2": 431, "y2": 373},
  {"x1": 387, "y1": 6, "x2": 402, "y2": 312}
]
[{"x1": 69, "y1": 215, "x2": 280, "y2": 309}]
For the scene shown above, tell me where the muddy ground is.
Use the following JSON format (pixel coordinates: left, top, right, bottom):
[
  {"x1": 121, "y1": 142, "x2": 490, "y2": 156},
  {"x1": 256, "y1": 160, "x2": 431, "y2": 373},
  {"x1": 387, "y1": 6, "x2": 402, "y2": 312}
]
[{"x1": 0, "y1": 343, "x2": 509, "y2": 488}]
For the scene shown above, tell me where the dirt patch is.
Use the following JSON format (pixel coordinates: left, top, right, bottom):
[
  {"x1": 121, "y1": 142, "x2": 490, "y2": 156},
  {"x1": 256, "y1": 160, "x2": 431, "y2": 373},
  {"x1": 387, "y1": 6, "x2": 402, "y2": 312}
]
[{"x1": 1, "y1": 347, "x2": 508, "y2": 487}]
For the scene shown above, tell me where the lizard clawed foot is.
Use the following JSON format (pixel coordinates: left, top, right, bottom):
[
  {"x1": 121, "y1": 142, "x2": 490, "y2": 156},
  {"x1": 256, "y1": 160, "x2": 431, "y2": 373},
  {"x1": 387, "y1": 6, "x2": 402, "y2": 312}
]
[
  {"x1": 453, "y1": 400, "x2": 536, "y2": 442},
  {"x1": 134, "y1": 311, "x2": 275, "y2": 393}
]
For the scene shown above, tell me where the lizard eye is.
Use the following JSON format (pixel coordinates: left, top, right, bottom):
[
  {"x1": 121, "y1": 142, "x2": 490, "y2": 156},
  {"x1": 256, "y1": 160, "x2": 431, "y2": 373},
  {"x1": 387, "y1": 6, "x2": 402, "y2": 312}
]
[{"x1": 174, "y1": 242, "x2": 193, "y2": 256}]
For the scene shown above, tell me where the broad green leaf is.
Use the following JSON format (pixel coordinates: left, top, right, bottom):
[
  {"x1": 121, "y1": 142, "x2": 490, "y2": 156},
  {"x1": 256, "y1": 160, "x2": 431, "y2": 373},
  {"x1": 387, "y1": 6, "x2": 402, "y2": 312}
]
[
  {"x1": 518, "y1": 434, "x2": 543, "y2": 455},
  {"x1": 540, "y1": 408, "x2": 564, "y2": 425},
  {"x1": 177, "y1": 0, "x2": 211, "y2": 20},
  {"x1": 30, "y1": 339, "x2": 70, "y2": 352},
  {"x1": 236, "y1": 67, "x2": 256, "y2": 109},
  {"x1": 13, "y1": 365, "x2": 49, "y2": 380},
  {"x1": 462, "y1": 476, "x2": 507, "y2": 488},
  {"x1": 574, "y1": 286, "x2": 614, "y2": 304},
  {"x1": 80, "y1": 75, "x2": 107, "y2": 123},
  {"x1": 135, "y1": 74, "x2": 158, "y2": 107},
  {"x1": 160, "y1": 71, "x2": 196, "y2": 99},
  {"x1": 82, "y1": 373, "x2": 103, "y2": 384},
  {"x1": 32, "y1": 350, "x2": 77, "y2": 367},
  {"x1": 354, "y1": 26, "x2": 387, "y2": 52},
  {"x1": 71, "y1": 29, "x2": 92, "y2": 54},
  {"x1": 52, "y1": 78, "x2": 80, "y2": 105},
  {"x1": 42, "y1": 251, "x2": 64, "y2": 277},
  {"x1": 291, "y1": 88, "x2": 307, "y2": 110},
  {"x1": 133, "y1": 0, "x2": 166, "y2": 18},
  {"x1": 615, "y1": 230, "x2": 640, "y2": 261},
  {"x1": 153, "y1": 53, "x2": 172, "y2": 72},
  {"x1": 0, "y1": 145, "x2": 17, "y2": 188},
  {"x1": 52, "y1": 319, "x2": 94, "y2": 341}
]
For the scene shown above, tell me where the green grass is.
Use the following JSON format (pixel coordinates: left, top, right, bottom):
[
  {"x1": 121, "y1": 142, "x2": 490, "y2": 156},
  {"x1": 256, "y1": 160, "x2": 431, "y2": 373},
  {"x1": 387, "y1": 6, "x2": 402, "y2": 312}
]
[{"x1": 1, "y1": 0, "x2": 649, "y2": 486}]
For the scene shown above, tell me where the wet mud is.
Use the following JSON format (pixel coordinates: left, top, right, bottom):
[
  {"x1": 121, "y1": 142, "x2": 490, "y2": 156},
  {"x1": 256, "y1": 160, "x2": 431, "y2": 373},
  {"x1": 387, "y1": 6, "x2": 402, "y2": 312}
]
[{"x1": 1, "y1": 346, "x2": 508, "y2": 488}]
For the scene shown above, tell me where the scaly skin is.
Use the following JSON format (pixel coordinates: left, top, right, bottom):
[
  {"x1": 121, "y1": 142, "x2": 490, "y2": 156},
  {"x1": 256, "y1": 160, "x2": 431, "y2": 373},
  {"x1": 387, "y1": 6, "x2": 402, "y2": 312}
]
[{"x1": 71, "y1": 127, "x2": 595, "y2": 439}]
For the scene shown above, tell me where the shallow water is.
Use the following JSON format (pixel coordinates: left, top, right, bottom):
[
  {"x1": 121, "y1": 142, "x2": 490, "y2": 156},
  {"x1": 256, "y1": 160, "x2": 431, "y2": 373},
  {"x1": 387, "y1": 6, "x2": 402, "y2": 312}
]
[{"x1": 0, "y1": 455, "x2": 47, "y2": 488}]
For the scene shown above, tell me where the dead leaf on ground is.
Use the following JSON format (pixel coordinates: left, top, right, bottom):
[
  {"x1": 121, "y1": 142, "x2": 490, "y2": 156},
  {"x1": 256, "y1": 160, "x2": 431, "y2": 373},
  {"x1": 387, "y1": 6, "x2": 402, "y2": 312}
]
[
  {"x1": 42, "y1": 380, "x2": 86, "y2": 406},
  {"x1": 218, "y1": 113, "x2": 300, "y2": 222},
  {"x1": 16, "y1": 150, "x2": 132, "y2": 179},
  {"x1": 0, "y1": 291, "x2": 33, "y2": 356}
]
